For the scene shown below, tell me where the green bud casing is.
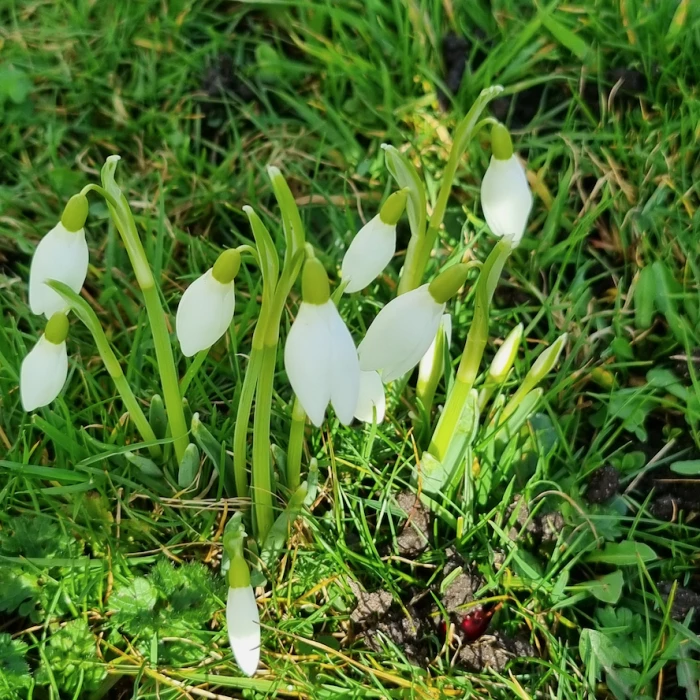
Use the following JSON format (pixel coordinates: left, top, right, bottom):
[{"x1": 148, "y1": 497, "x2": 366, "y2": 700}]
[
  {"x1": 379, "y1": 189, "x2": 408, "y2": 225},
  {"x1": 212, "y1": 248, "x2": 241, "y2": 284},
  {"x1": 301, "y1": 257, "x2": 330, "y2": 305},
  {"x1": 44, "y1": 312, "x2": 70, "y2": 345},
  {"x1": 228, "y1": 553, "x2": 251, "y2": 589},
  {"x1": 60, "y1": 194, "x2": 89, "y2": 232},
  {"x1": 491, "y1": 123, "x2": 513, "y2": 161},
  {"x1": 428, "y1": 263, "x2": 471, "y2": 304}
]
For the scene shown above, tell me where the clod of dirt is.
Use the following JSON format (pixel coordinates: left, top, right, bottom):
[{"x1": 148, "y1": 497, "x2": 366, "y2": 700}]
[
  {"x1": 637, "y1": 466, "x2": 700, "y2": 520},
  {"x1": 456, "y1": 632, "x2": 535, "y2": 672},
  {"x1": 441, "y1": 560, "x2": 485, "y2": 614},
  {"x1": 395, "y1": 491, "x2": 430, "y2": 556},
  {"x1": 348, "y1": 580, "x2": 393, "y2": 627},
  {"x1": 362, "y1": 604, "x2": 432, "y2": 665},
  {"x1": 586, "y1": 465, "x2": 621, "y2": 504},
  {"x1": 659, "y1": 582, "x2": 700, "y2": 622},
  {"x1": 506, "y1": 496, "x2": 539, "y2": 541},
  {"x1": 651, "y1": 494, "x2": 679, "y2": 521},
  {"x1": 349, "y1": 580, "x2": 436, "y2": 665},
  {"x1": 538, "y1": 511, "x2": 565, "y2": 544}
]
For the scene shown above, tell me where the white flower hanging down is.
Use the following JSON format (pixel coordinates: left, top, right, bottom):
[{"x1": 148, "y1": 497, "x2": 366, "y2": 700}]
[
  {"x1": 29, "y1": 194, "x2": 90, "y2": 318},
  {"x1": 20, "y1": 312, "x2": 70, "y2": 411},
  {"x1": 480, "y1": 123, "x2": 533, "y2": 247},
  {"x1": 358, "y1": 263, "x2": 470, "y2": 383},
  {"x1": 284, "y1": 256, "x2": 360, "y2": 426},
  {"x1": 176, "y1": 249, "x2": 240, "y2": 357},
  {"x1": 354, "y1": 369, "x2": 386, "y2": 424},
  {"x1": 226, "y1": 548, "x2": 260, "y2": 677},
  {"x1": 341, "y1": 189, "x2": 407, "y2": 293}
]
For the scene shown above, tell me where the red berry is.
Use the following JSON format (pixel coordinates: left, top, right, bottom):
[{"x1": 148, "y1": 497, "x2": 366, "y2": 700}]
[{"x1": 459, "y1": 606, "x2": 494, "y2": 641}]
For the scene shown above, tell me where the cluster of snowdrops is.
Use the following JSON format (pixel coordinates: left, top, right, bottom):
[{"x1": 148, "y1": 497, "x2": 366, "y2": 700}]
[{"x1": 18, "y1": 86, "x2": 566, "y2": 676}]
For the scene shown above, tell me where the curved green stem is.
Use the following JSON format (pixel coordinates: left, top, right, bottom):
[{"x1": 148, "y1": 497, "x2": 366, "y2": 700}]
[
  {"x1": 47, "y1": 280, "x2": 161, "y2": 459},
  {"x1": 287, "y1": 396, "x2": 306, "y2": 492},
  {"x1": 428, "y1": 239, "x2": 512, "y2": 460},
  {"x1": 232, "y1": 345, "x2": 264, "y2": 497},
  {"x1": 179, "y1": 348, "x2": 209, "y2": 396},
  {"x1": 97, "y1": 157, "x2": 189, "y2": 463},
  {"x1": 398, "y1": 85, "x2": 504, "y2": 293},
  {"x1": 252, "y1": 344, "x2": 277, "y2": 540},
  {"x1": 142, "y1": 285, "x2": 189, "y2": 463}
]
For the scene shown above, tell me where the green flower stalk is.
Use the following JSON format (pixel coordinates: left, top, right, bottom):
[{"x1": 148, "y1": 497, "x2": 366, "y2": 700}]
[
  {"x1": 390, "y1": 85, "x2": 505, "y2": 294},
  {"x1": 99, "y1": 156, "x2": 189, "y2": 463},
  {"x1": 47, "y1": 281, "x2": 161, "y2": 459}
]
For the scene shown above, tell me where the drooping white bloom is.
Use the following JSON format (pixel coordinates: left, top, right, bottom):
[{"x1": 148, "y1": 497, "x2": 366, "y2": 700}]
[
  {"x1": 358, "y1": 285, "x2": 445, "y2": 383},
  {"x1": 354, "y1": 370, "x2": 386, "y2": 424},
  {"x1": 176, "y1": 270, "x2": 235, "y2": 356},
  {"x1": 341, "y1": 190, "x2": 406, "y2": 294},
  {"x1": 284, "y1": 300, "x2": 360, "y2": 426},
  {"x1": 176, "y1": 249, "x2": 240, "y2": 357},
  {"x1": 29, "y1": 222, "x2": 89, "y2": 318},
  {"x1": 480, "y1": 124, "x2": 532, "y2": 246},
  {"x1": 20, "y1": 313, "x2": 70, "y2": 411},
  {"x1": 341, "y1": 215, "x2": 396, "y2": 293},
  {"x1": 226, "y1": 585, "x2": 260, "y2": 677}
]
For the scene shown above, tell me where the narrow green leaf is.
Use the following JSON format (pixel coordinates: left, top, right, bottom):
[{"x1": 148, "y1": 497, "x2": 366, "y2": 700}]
[
  {"x1": 586, "y1": 541, "x2": 657, "y2": 566},
  {"x1": 124, "y1": 451, "x2": 163, "y2": 478},
  {"x1": 670, "y1": 460, "x2": 700, "y2": 476},
  {"x1": 540, "y1": 11, "x2": 591, "y2": 62}
]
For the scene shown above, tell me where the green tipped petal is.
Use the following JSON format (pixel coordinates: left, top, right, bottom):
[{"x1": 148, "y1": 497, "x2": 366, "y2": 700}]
[
  {"x1": 212, "y1": 249, "x2": 241, "y2": 284},
  {"x1": 228, "y1": 553, "x2": 251, "y2": 589},
  {"x1": 301, "y1": 256, "x2": 330, "y2": 305},
  {"x1": 44, "y1": 312, "x2": 70, "y2": 345},
  {"x1": 428, "y1": 263, "x2": 471, "y2": 304},
  {"x1": 60, "y1": 194, "x2": 89, "y2": 232},
  {"x1": 491, "y1": 123, "x2": 513, "y2": 161},
  {"x1": 379, "y1": 189, "x2": 408, "y2": 225}
]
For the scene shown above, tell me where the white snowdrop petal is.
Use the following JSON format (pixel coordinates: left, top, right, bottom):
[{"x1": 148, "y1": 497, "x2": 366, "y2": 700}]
[
  {"x1": 20, "y1": 336, "x2": 69, "y2": 411},
  {"x1": 284, "y1": 303, "x2": 332, "y2": 427},
  {"x1": 324, "y1": 303, "x2": 360, "y2": 425},
  {"x1": 480, "y1": 155, "x2": 533, "y2": 244},
  {"x1": 226, "y1": 586, "x2": 260, "y2": 677},
  {"x1": 354, "y1": 370, "x2": 386, "y2": 424},
  {"x1": 358, "y1": 285, "x2": 445, "y2": 382},
  {"x1": 29, "y1": 223, "x2": 89, "y2": 318},
  {"x1": 176, "y1": 270, "x2": 235, "y2": 357},
  {"x1": 342, "y1": 216, "x2": 396, "y2": 293}
]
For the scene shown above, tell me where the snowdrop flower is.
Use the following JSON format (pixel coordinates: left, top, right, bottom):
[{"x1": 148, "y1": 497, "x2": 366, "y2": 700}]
[
  {"x1": 341, "y1": 189, "x2": 407, "y2": 293},
  {"x1": 20, "y1": 312, "x2": 70, "y2": 411},
  {"x1": 358, "y1": 263, "x2": 470, "y2": 382},
  {"x1": 176, "y1": 248, "x2": 240, "y2": 357},
  {"x1": 29, "y1": 194, "x2": 89, "y2": 318},
  {"x1": 354, "y1": 370, "x2": 386, "y2": 424},
  {"x1": 480, "y1": 124, "x2": 532, "y2": 246},
  {"x1": 284, "y1": 256, "x2": 360, "y2": 426},
  {"x1": 226, "y1": 550, "x2": 260, "y2": 677}
]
